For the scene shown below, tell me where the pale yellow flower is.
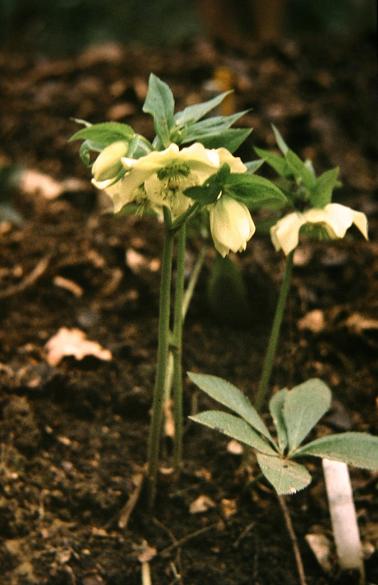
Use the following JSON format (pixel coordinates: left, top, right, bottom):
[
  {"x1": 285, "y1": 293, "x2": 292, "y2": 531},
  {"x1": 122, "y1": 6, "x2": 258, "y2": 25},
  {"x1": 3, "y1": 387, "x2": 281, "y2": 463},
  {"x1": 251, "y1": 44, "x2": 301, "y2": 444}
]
[
  {"x1": 93, "y1": 142, "x2": 246, "y2": 217},
  {"x1": 271, "y1": 203, "x2": 368, "y2": 256},
  {"x1": 209, "y1": 195, "x2": 255, "y2": 257},
  {"x1": 92, "y1": 141, "x2": 129, "y2": 182}
]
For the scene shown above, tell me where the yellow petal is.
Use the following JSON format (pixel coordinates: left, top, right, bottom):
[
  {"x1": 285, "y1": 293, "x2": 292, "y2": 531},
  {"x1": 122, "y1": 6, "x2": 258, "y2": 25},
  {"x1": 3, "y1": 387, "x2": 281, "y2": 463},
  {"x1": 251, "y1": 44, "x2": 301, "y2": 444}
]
[
  {"x1": 270, "y1": 212, "x2": 305, "y2": 255},
  {"x1": 92, "y1": 141, "x2": 128, "y2": 181}
]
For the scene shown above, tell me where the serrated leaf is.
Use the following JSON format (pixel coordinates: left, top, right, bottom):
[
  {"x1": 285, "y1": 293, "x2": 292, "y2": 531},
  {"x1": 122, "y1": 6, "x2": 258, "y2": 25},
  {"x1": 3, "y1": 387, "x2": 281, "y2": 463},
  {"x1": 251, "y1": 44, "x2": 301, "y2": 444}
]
[
  {"x1": 143, "y1": 73, "x2": 175, "y2": 147},
  {"x1": 174, "y1": 91, "x2": 233, "y2": 126},
  {"x1": 254, "y1": 147, "x2": 289, "y2": 177},
  {"x1": 269, "y1": 389, "x2": 289, "y2": 453},
  {"x1": 285, "y1": 150, "x2": 316, "y2": 190},
  {"x1": 310, "y1": 167, "x2": 340, "y2": 208},
  {"x1": 190, "y1": 411, "x2": 276, "y2": 455},
  {"x1": 295, "y1": 432, "x2": 378, "y2": 470},
  {"x1": 69, "y1": 122, "x2": 134, "y2": 144},
  {"x1": 283, "y1": 379, "x2": 332, "y2": 452},
  {"x1": 188, "y1": 372, "x2": 274, "y2": 442},
  {"x1": 225, "y1": 174, "x2": 287, "y2": 207},
  {"x1": 257, "y1": 453, "x2": 312, "y2": 495},
  {"x1": 272, "y1": 124, "x2": 289, "y2": 154},
  {"x1": 188, "y1": 128, "x2": 252, "y2": 153}
]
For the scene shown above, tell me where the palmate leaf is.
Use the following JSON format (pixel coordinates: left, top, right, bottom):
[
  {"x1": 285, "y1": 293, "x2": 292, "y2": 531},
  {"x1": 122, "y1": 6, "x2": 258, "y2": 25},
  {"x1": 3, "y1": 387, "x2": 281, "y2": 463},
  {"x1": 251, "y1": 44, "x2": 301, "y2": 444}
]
[
  {"x1": 295, "y1": 432, "x2": 378, "y2": 470},
  {"x1": 189, "y1": 410, "x2": 277, "y2": 455},
  {"x1": 143, "y1": 73, "x2": 175, "y2": 148},
  {"x1": 283, "y1": 378, "x2": 331, "y2": 452},
  {"x1": 174, "y1": 91, "x2": 233, "y2": 126},
  {"x1": 257, "y1": 453, "x2": 312, "y2": 495},
  {"x1": 269, "y1": 389, "x2": 289, "y2": 453},
  {"x1": 188, "y1": 372, "x2": 274, "y2": 442}
]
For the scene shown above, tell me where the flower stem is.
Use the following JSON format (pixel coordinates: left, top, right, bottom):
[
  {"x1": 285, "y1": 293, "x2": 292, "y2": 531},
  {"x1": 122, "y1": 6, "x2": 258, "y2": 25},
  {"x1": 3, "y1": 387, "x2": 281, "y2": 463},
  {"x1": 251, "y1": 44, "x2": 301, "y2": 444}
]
[
  {"x1": 255, "y1": 251, "x2": 294, "y2": 411},
  {"x1": 147, "y1": 209, "x2": 174, "y2": 507},
  {"x1": 182, "y1": 246, "x2": 207, "y2": 321},
  {"x1": 172, "y1": 224, "x2": 186, "y2": 472}
]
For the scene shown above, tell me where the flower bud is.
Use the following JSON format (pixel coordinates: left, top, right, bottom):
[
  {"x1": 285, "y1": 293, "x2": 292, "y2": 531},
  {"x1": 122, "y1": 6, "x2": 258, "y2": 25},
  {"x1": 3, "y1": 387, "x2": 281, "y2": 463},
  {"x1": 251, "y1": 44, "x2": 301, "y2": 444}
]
[
  {"x1": 92, "y1": 141, "x2": 129, "y2": 182},
  {"x1": 210, "y1": 195, "x2": 255, "y2": 257}
]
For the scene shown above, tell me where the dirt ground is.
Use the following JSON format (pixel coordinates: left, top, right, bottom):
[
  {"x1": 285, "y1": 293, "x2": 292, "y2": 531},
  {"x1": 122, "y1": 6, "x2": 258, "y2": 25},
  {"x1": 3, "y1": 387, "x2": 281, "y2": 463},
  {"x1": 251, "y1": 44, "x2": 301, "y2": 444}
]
[{"x1": 0, "y1": 35, "x2": 377, "y2": 585}]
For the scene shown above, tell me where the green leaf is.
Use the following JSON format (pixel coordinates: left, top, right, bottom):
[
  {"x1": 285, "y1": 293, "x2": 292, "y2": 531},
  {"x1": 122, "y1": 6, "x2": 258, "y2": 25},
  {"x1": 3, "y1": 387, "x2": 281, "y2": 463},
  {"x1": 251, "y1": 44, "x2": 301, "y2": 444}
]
[
  {"x1": 225, "y1": 174, "x2": 287, "y2": 208},
  {"x1": 181, "y1": 110, "x2": 249, "y2": 138},
  {"x1": 283, "y1": 379, "x2": 332, "y2": 452},
  {"x1": 190, "y1": 410, "x2": 277, "y2": 455},
  {"x1": 69, "y1": 122, "x2": 134, "y2": 144},
  {"x1": 185, "y1": 163, "x2": 230, "y2": 204},
  {"x1": 143, "y1": 73, "x2": 175, "y2": 147},
  {"x1": 256, "y1": 453, "x2": 312, "y2": 495},
  {"x1": 254, "y1": 147, "x2": 289, "y2": 177},
  {"x1": 272, "y1": 124, "x2": 289, "y2": 154},
  {"x1": 295, "y1": 432, "x2": 378, "y2": 470},
  {"x1": 269, "y1": 389, "x2": 289, "y2": 453},
  {"x1": 174, "y1": 91, "x2": 233, "y2": 126},
  {"x1": 190, "y1": 128, "x2": 252, "y2": 153},
  {"x1": 188, "y1": 372, "x2": 273, "y2": 442},
  {"x1": 310, "y1": 167, "x2": 340, "y2": 208},
  {"x1": 285, "y1": 150, "x2": 316, "y2": 190}
]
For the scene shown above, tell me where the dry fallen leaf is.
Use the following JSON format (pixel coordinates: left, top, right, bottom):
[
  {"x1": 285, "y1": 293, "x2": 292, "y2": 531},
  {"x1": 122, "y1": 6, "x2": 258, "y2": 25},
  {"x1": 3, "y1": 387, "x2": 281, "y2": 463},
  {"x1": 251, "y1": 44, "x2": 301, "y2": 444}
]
[
  {"x1": 298, "y1": 309, "x2": 325, "y2": 333},
  {"x1": 220, "y1": 498, "x2": 237, "y2": 519},
  {"x1": 137, "y1": 541, "x2": 157, "y2": 563},
  {"x1": 345, "y1": 313, "x2": 378, "y2": 334},
  {"x1": 45, "y1": 327, "x2": 112, "y2": 366},
  {"x1": 305, "y1": 532, "x2": 332, "y2": 573},
  {"x1": 189, "y1": 495, "x2": 216, "y2": 514},
  {"x1": 19, "y1": 169, "x2": 87, "y2": 200}
]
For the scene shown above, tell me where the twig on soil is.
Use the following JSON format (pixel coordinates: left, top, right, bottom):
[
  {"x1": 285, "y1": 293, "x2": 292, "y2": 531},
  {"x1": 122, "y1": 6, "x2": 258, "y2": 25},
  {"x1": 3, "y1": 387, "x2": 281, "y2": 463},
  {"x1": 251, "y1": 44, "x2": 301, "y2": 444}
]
[
  {"x1": 233, "y1": 521, "x2": 256, "y2": 548},
  {"x1": 118, "y1": 469, "x2": 145, "y2": 529},
  {"x1": 160, "y1": 522, "x2": 218, "y2": 557},
  {"x1": 277, "y1": 495, "x2": 307, "y2": 585},
  {"x1": 0, "y1": 254, "x2": 51, "y2": 299},
  {"x1": 141, "y1": 561, "x2": 152, "y2": 585}
]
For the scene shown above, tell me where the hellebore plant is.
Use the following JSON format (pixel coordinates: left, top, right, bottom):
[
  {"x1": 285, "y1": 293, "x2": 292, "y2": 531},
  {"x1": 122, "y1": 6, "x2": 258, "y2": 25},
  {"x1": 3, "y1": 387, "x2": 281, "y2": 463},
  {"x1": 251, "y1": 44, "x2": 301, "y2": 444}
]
[
  {"x1": 254, "y1": 126, "x2": 368, "y2": 410},
  {"x1": 189, "y1": 373, "x2": 378, "y2": 494},
  {"x1": 70, "y1": 74, "x2": 286, "y2": 505}
]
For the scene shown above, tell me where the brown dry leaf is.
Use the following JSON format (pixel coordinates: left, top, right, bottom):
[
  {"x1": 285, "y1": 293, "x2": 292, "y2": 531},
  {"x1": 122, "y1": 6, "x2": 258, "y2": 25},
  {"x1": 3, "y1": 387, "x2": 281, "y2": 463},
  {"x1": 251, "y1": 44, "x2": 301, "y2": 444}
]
[
  {"x1": 189, "y1": 495, "x2": 216, "y2": 514},
  {"x1": 220, "y1": 498, "x2": 237, "y2": 519},
  {"x1": 298, "y1": 309, "x2": 325, "y2": 333},
  {"x1": 345, "y1": 313, "x2": 378, "y2": 334},
  {"x1": 45, "y1": 327, "x2": 112, "y2": 366},
  {"x1": 137, "y1": 541, "x2": 157, "y2": 563},
  {"x1": 305, "y1": 532, "x2": 332, "y2": 573},
  {"x1": 19, "y1": 170, "x2": 87, "y2": 201}
]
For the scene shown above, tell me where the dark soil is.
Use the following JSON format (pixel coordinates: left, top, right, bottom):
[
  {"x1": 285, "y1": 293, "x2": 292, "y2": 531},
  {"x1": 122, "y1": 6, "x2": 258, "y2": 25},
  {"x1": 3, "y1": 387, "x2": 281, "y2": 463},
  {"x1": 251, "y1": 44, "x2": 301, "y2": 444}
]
[{"x1": 0, "y1": 36, "x2": 377, "y2": 585}]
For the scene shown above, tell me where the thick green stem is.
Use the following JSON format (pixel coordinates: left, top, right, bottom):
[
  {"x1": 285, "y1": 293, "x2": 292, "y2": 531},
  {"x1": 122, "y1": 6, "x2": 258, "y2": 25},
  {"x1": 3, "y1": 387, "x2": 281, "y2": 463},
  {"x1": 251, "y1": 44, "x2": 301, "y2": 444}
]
[
  {"x1": 147, "y1": 210, "x2": 174, "y2": 506},
  {"x1": 182, "y1": 246, "x2": 207, "y2": 322},
  {"x1": 172, "y1": 224, "x2": 186, "y2": 471},
  {"x1": 255, "y1": 251, "x2": 294, "y2": 411}
]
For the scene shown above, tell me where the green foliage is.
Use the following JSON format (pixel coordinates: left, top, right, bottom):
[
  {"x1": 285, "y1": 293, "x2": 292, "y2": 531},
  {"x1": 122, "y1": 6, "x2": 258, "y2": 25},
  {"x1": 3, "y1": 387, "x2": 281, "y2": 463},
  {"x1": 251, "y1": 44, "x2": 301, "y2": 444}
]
[
  {"x1": 185, "y1": 165, "x2": 287, "y2": 209},
  {"x1": 188, "y1": 372, "x2": 273, "y2": 441},
  {"x1": 191, "y1": 411, "x2": 276, "y2": 455},
  {"x1": 143, "y1": 73, "x2": 176, "y2": 148},
  {"x1": 174, "y1": 92, "x2": 233, "y2": 126},
  {"x1": 295, "y1": 433, "x2": 378, "y2": 470},
  {"x1": 255, "y1": 126, "x2": 341, "y2": 209},
  {"x1": 283, "y1": 379, "x2": 331, "y2": 452},
  {"x1": 189, "y1": 374, "x2": 378, "y2": 495},
  {"x1": 69, "y1": 120, "x2": 151, "y2": 167}
]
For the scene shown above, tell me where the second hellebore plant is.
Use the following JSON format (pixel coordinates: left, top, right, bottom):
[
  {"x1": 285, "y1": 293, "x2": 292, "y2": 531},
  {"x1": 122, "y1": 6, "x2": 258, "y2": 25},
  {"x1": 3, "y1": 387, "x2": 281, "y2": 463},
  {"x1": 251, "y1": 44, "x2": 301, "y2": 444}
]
[{"x1": 70, "y1": 74, "x2": 286, "y2": 505}]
